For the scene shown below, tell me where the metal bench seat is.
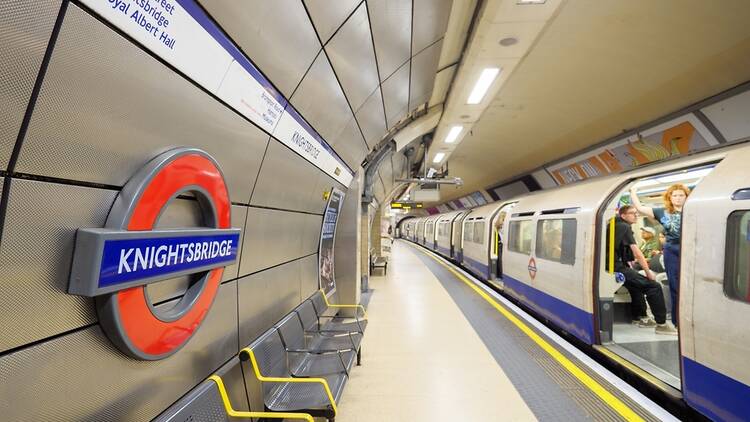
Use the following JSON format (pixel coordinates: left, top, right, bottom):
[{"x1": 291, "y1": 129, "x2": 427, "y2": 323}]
[
  {"x1": 243, "y1": 329, "x2": 345, "y2": 421},
  {"x1": 296, "y1": 299, "x2": 368, "y2": 334},
  {"x1": 277, "y1": 313, "x2": 363, "y2": 365},
  {"x1": 265, "y1": 372, "x2": 346, "y2": 411},
  {"x1": 310, "y1": 290, "x2": 368, "y2": 334}
]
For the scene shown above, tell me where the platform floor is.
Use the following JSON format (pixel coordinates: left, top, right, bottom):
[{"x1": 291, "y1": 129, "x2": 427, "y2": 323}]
[{"x1": 336, "y1": 240, "x2": 675, "y2": 422}]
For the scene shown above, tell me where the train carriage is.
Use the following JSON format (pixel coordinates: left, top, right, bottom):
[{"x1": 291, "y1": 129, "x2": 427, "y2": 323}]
[{"x1": 400, "y1": 142, "x2": 750, "y2": 420}]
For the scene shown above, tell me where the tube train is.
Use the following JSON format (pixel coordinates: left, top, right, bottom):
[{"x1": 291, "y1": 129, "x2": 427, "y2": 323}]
[{"x1": 399, "y1": 142, "x2": 750, "y2": 422}]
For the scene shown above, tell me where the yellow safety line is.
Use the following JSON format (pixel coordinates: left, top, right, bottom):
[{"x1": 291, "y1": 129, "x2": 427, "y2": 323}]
[
  {"x1": 609, "y1": 216, "x2": 615, "y2": 273},
  {"x1": 411, "y1": 244, "x2": 645, "y2": 422},
  {"x1": 241, "y1": 347, "x2": 339, "y2": 416},
  {"x1": 208, "y1": 375, "x2": 314, "y2": 422},
  {"x1": 321, "y1": 288, "x2": 368, "y2": 319}
]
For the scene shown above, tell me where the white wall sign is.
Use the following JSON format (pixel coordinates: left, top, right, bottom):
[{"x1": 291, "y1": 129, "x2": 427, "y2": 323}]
[{"x1": 82, "y1": 0, "x2": 354, "y2": 185}]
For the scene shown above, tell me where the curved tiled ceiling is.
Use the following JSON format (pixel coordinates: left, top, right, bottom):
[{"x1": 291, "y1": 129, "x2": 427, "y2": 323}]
[{"x1": 200, "y1": 0, "x2": 454, "y2": 197}]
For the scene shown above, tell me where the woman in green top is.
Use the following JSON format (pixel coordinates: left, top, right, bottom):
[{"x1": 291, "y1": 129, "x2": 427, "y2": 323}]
[{"x1": 630, "y1": 183, "x2": 690, "y2": 326}]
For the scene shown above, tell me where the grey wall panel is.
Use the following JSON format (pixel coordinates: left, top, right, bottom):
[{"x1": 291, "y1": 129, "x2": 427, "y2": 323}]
[
  {"x1": 409, "y1": 39, "x2": 443, "y2": 109},
  {"x1": 0, "y1": 179, "x2": 116, "y2": 353},
  {"x1": 249, "y1": 140, "x2": 328, "y2": 214},
  {"x1": 238, "y1": 261, "x2": 302, "y2": 348},
  {"x1": 356, "y1": 88, "x2": 388, "y2": 148},
  {"x1": 331, "y1": 117, "x2": 368, "y2": 170},
  {"x1": 304, "y1": 0, "x2": 362, "y2": 44},
  {"x1": 239, "y1": 207, "x2": 320, "y2": 276},
  {"x1": 17, "y1": 5, "x2": 268, "y2": 204},
  {"x1": 381, "y1": 62, "x2": 411, "y2": 128},
  {"x1": 299, "y1": 253, "x2": 320, "y2": 299},
  {"x1": 145, "y1": 203, "x2": 247, "y2": 305},
  {"x1": 391, "y1": 151, "x2": 407, "y2": 180},
  {"x1": 325, "y1": 3, "x2": 380, "y2": 111},
  {"x1": 0, "y1": 282, "x2": 238, "y2": 422},
  {"x1": 368, "y1": 0, "x2": 412, "y2": 81},
  {"x1": 199, "y1": 0, "x2": 321, "y2": 97},
  {"x1": 0, "y1": 0, "x2": 60, "y2": 170},
  {"x1": 412, "y1": 0, "x2": 451, "y2": 53},
  {"x1": 290, "y1": 52, "x2": 353, "y2": 144}
]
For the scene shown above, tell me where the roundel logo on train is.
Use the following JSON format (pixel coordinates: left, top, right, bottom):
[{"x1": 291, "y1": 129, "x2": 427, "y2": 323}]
[
  {"x1": 528, "y1": 257, "x2": 537, "y2": 280},
  {"x1": 67, "y1": 148, "x2": 241, "y2": 360}
]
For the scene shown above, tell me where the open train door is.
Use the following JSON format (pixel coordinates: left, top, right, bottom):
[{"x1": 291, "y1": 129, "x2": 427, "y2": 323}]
[{"x1": 490, "y1": 202, "x2": 516, "y2": 281}]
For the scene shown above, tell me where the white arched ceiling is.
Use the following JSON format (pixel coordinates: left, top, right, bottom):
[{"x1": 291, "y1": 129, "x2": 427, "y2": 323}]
[
  {"x1": 430, "y1": 0, "x2": 750, "y2": 204},
  {"x1": 200, "y1": 0, "x2": 456, "y2": 177}
]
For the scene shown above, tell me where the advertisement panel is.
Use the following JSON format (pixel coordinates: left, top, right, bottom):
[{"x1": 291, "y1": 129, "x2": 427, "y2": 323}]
[{"x1": 319, "y1": 188, "x2": 345, "y2": 296}]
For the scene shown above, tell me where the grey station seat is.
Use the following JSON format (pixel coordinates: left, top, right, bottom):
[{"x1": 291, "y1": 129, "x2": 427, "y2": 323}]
[
  {"x1": 310, "y1": 290, "x2": 368, "y2": 334},
  {"x1": 242, "y1": 329, "x2": 346, "y2": 422},
  {"x1": 276, "y1": 312, "x2": 363, "y2": 366},
  {"x1": 153, "y1": 359, "x2": 314, "y2": 422},
  {"x1": 275, "y1": 312, "x2": 357, "y2": 376},
  {"x1": 296, "y1": 299, "x2": 368, "y2": 334}
]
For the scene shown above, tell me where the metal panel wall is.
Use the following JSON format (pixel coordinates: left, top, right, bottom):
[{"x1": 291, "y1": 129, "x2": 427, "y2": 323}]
[
  {"x1": 304, "y1": 0, "x2": 362, "y2": 44},
  {"x1": 368, "y1": 0, "x2": 412, "y2": 81},
  {"x1": 330, "y1": 117, "x2": 369, "y2": 169},
  {"x1": 249, "y1": 140, "x2": 329, "y2": 214},
  {"x1": 0, "y1": 282, "x2": 238, "y2": 422},
  {"x1": 410, "y1": 39, "x2": 444, "y2": 109},
  {"x1": 239, "y1": 207, "x2": 321, "y2": 276},
  {"x1": 356, "y1": 88, "x2": 388, "y2": 147},
  {"x1": 290, "y1": 52, "x2": 354, "y2": 144},
  {"x1": 412, "y1": 0, "x2": 452, "y2": 53},
  {"x1": 16, "y1": 5, "x2": 269, "y2": 203},
  {"x1": 0, "y1": 180, "x2": 115, "y2": 352},
  {"x1": 381, "y1": 62, "x2": 411, "y2": 128},
  {"x1": 0, "y1": 0, "x2": 61, "y2": 169},
  {"x1": 198, "y1": 0, "x2": 321, "y2": 97},
  {"x1": 325, "y1": 3, "x2": 380, "y2": 111},
  {"x1": 299, "y1": 253, "x2": 321, "y2": 299},
  {"x1": 237, "y1": 261, "x2": 303, "y2": 348}
]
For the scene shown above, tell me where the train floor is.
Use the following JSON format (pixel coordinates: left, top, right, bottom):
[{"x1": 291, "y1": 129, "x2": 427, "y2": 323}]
[{"x1": 335, "y1": 240, "x2": 677, "y2": 422}]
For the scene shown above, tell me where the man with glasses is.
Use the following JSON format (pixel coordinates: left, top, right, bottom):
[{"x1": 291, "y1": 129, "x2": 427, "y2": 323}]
[{"x1": 607, "y1": 205, "x2": 676, "y2": 335}]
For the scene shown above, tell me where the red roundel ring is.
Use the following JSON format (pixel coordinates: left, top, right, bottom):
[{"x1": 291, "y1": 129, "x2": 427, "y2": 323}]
[{"x1": 96, "y1": 148, "x2": 231, "y2": 360}]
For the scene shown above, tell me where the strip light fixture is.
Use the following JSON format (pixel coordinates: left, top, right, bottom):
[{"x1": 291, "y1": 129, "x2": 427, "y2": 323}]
[
  {"x1": 445, "y1": 126, "x2": 463, "y2": 143},
  {"x1": 467, "y1": 68, "x2": 501, "y2": 104},
  {"x1": 433, "y1": 152, "x2": 446, "y2": 163}
]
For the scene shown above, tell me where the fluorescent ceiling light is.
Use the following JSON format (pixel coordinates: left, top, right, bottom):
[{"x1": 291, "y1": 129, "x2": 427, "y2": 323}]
[
  {"x1": 433, "y1": 152, "x2": 446, "y2": 163},
  {"x1": 467, "y1": 68, "x2": 501, "y2": 104},
  {"x1": 445, "y1": 126, "x2": 463, "y2": 143}
]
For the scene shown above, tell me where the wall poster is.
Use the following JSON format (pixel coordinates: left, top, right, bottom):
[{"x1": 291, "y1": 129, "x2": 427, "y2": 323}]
[{"x1": 319, "y1": 188, "x2": 345, "y2": 296}]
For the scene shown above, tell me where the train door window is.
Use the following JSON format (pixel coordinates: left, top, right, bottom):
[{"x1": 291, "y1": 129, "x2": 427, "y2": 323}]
[
  {"x1": 509, "y1": 220, "x2": 534, "y2": 254},
  {"x1": 725, "y1": 210, "x2": 750, "y2": 303},
  {"x1": 474, "y1": 220, "x2": 485, "y2": 245},
  {"x1": 464, "y1": 221, "x2": 474, "y2": 243},
  {"x1": 536, "y1": 219, "x2": 577, "y2": 265}
]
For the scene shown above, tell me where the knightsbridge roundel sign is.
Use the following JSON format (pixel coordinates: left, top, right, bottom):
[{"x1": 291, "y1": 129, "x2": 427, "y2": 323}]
[{"x1": 68, "y1": 148, "x2": 240, "y2": 360}]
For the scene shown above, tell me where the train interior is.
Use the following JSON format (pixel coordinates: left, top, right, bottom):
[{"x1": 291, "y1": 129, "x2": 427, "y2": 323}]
[{"x1": 597, "y1": 164, "x2": 717, "y2": 389}]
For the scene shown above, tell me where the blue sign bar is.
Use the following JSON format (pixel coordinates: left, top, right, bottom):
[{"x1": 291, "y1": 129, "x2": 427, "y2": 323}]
[{"x1": 98, "y1": 232, "x2": 240, "y2": 288}]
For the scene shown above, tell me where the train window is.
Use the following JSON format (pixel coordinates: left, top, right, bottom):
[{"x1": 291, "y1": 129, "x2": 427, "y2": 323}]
[
  {"x1": 464, "y1": 222, "x2": 474, "y2": 242},
  {"x1": 509, "y1": 220, "x2": 534, "y2": 254},
  {"x1": 535, "y1": 219, "x2": 577, "y2": 265},
  {"x1": 725, "y1": 210, "x2": 750, "y2": 304},
  {"x1": 474, "y1": 221, "x2": 485, "y2": 244}
]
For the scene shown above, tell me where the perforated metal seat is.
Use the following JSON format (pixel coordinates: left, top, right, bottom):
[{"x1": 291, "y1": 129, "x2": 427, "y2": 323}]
[
  {"x1": 277, "y1": 312, "x2": 362, "y2": 367},
  {"x1": 276, "y1": 313, "x2": 357, "y2": 375},
  {"x1": 297, "y1": 299, "x2": 368, "y2": 334},
  {"x1": 310, "y1": 291, "x2": 368, "y2": 334},
  {"x1": 248, "y1": 329, "x2": 346, "y2": 421}
]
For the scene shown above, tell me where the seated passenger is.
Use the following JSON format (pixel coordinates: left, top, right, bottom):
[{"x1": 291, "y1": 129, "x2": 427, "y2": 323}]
[
  {"x1": 638, "y1": 226, "x2": 660, "y2": 258},
  {"x1": 607, "y1": 206, "x2": 676, "y2": 335}
]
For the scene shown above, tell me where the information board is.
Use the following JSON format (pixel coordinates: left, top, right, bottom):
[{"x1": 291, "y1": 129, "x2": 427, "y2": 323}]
[{"x1": 319, "y1": 188, "x2": 345, "y2": 296}]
